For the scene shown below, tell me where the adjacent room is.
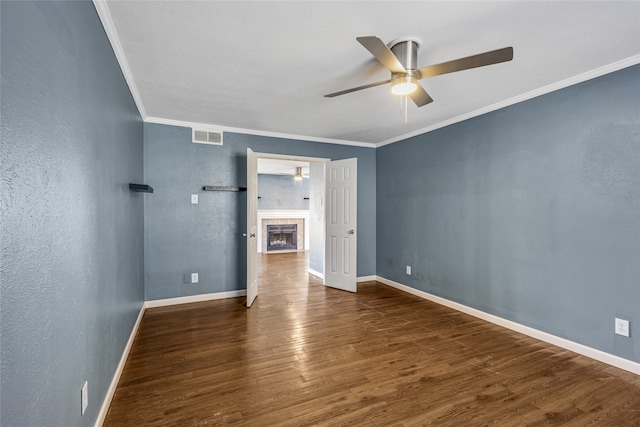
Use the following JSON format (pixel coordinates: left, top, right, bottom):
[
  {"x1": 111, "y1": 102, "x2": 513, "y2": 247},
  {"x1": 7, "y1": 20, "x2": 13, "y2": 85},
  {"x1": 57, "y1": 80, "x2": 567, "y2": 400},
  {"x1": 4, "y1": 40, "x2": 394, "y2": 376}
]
[{"x1": 1, "y1": 1, "x2": 639, "y2": 426}]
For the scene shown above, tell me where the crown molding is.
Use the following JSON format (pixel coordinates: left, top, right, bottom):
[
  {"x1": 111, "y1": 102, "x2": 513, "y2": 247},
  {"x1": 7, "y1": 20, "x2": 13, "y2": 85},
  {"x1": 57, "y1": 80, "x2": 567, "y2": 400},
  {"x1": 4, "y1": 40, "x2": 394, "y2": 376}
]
[
  {"x1": 376, "y1": 54, "x2": 640, "y2": 148},
  {"x1": 92, "y1": 1, "x2": 638, "y2": 151},
  {"x1": 93, "y1": 0, "x2": 147, "y2": 119},
  {"x1": 147, "y1": 53, "x2": 639, "y2": 150},
  {"x1": 144, "y1": 116, "x2": 376, "y2": 148}
]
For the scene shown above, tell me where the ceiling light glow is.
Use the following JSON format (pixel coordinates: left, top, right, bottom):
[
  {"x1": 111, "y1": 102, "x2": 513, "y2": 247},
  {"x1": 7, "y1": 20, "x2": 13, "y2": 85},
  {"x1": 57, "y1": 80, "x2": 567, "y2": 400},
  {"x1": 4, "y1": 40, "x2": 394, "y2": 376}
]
[
  {"x1": 392, "y1": 82, "x2": 417, "y2": 95},
  {"x1": 391, "y1": 76, "x2": 418, "y2": 96}
]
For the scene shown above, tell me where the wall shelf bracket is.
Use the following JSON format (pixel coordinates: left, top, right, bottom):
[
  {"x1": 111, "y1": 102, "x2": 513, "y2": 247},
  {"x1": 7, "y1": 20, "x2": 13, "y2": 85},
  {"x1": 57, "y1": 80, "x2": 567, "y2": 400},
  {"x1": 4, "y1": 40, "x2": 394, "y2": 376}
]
[
  {"x1": 202, "y1": 186, "x2": 247, "y2": 192},
  {"x1": 129, "y1": 183, "x2": 154, "y2": 193}
]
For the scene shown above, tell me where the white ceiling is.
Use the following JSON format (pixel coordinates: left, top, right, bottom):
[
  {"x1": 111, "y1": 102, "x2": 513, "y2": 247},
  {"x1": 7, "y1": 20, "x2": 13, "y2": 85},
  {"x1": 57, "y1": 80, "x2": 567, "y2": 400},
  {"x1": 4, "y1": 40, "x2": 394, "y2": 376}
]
[
  {"x1": 98, "y1": 1, "x2": 640, "y2": 146},
  {"x1": 258, "y1": 158, "x2": 309, "y2": 176}
]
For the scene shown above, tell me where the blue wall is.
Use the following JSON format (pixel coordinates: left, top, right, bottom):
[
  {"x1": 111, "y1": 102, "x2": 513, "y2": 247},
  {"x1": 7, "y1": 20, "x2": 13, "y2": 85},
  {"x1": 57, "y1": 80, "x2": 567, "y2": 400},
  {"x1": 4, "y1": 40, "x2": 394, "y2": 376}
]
[
  {"x1": 377, "y1": 65, "x2": 640, "y2": 362},
  {"x1": 2, "y1": 4, "x2": 637, "y2": 424},
  {"x1": 144, "y1": 124, "x2": 376, "y2": 301},
  {"x1": 1, "y1": 2, "x2": 144, "y2": 426},
  {"x1": 258, "y1": 174, "x2": 309, "y2": 210}
]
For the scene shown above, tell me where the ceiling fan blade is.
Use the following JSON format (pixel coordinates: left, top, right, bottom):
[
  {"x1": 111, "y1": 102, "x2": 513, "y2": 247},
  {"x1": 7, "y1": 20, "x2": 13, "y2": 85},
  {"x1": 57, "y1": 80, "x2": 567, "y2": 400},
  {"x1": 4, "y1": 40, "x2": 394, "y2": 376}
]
[
  {"x1": 409, "y1": 83, "x2": 433, "y2": 107},
  {"x1": 417, "y1": 47, "x2": 513, "y2": 79},
  {"x1": 324, "y1": 79, "x2": 391, "y2": 98},
  {"x1": 356, "y1": 36, "x2": 407, "y2": 74}
]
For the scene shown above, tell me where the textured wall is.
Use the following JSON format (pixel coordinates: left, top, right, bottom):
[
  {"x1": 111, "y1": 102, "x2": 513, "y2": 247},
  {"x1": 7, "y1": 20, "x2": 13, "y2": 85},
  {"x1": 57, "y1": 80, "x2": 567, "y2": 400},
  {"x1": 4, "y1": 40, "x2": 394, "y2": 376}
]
[
  {"x1": 377, "y1": 65, "x2": 640, "y2": 362},
  {"x1": 258, "y1": 174, "x2": 309, "y2": 210},
  {"x1": 1, "y1": 2, "x2": 144, "y2": 426},
  {"x1": 144, "y1": 124, "x2": 376, "y2": 301},
  {"x1": 308, "y1": 163, "x2": 325, "y2": 275}
]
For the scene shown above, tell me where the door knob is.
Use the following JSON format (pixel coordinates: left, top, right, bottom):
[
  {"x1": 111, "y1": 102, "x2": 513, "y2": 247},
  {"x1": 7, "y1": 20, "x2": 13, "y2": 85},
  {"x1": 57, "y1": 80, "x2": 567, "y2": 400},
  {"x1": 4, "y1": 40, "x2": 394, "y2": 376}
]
[
  {"x1": 348, "y1": 229, "x2": 355, "y2": 235},
  {"x1": 243, "y1": 233, "x2": 247, "y2": 237},
  {"x1": 250, "y1": 233, "x2": 256, "y2": 238}
]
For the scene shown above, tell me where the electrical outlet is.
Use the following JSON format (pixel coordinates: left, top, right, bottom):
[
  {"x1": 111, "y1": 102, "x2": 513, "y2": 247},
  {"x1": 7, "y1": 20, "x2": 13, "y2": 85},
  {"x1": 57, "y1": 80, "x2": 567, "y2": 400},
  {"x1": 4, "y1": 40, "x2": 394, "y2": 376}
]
[
  {"x1": 191, "y1": 194, "x2": 198, "y2": 204},
  {"x1": 81, "y1": 381, "x2": 88, "y2": 415},
  {"x1": 406, "y1": 265, "x2": 411, "y2": 275},
  {"x1": 191, "y1": 273, "x2": 199, "y2": 283},
  {"x1": 615, "y1": 318, "x2": 630, "y2": 337}
]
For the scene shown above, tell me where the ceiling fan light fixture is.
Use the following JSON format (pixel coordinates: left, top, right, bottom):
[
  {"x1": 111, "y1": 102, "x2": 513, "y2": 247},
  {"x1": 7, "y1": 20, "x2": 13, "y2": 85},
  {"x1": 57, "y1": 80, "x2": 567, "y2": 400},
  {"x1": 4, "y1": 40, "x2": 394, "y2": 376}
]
[
  {"x1": 325, "y1": 35, "x2": 513, "y2": 110},
  {"x1": 391, "y1": 75, "x2": 418, "y2": 95}
]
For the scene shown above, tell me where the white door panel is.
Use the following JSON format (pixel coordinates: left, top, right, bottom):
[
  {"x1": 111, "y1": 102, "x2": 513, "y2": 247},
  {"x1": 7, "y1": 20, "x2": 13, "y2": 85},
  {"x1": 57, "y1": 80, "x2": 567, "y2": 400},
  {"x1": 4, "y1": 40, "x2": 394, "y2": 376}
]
[
  {"x1": 246, "y1": 148, "x2": 258, "y2": 307},
  {"x1": 325, "y1": 158, "x2": 357, "y2": 292}
]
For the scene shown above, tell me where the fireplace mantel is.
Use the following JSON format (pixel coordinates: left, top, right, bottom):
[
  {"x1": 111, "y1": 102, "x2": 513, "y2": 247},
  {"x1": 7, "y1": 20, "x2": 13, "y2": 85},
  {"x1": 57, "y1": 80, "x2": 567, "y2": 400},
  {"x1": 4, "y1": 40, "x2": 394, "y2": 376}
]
[{"x1": 257, "y1": 210, "x2": 310, "y2": 253}]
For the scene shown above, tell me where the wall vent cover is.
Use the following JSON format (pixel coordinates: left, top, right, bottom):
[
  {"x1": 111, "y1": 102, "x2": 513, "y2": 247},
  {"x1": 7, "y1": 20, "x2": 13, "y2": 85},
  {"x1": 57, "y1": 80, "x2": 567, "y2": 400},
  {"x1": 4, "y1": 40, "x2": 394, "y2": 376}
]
[{"x1": 192, "y1": 128, "x2": 223, "y2": 145}]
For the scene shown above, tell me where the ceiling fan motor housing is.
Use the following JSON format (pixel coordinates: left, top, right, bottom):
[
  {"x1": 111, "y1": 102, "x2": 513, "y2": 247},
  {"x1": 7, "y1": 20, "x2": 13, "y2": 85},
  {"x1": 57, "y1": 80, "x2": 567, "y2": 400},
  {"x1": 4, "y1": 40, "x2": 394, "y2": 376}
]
[
  {"x1": 389, "y1": 38, "x2": 421, "y2": 72},
  {"x1": 390, "y1": 72, "x2": 419, "y2": 94}
]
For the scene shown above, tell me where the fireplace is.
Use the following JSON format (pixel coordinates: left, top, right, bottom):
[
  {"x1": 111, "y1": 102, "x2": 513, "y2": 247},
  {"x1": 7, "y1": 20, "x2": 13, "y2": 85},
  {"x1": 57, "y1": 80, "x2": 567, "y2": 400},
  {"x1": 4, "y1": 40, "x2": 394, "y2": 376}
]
[
  {"x1": 266, "y1": 224, "x2": 298, "y2": 251},
  {"x1": 259, "y1": 214, "x2": 306, "y2": 253}
]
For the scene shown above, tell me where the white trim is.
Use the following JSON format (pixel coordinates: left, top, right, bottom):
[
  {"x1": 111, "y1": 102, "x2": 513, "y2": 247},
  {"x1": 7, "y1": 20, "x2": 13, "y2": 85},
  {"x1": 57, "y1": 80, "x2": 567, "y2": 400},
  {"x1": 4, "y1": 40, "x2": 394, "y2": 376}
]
[
  {"x1": 92, "y1": 1, "x2": 147, "y2": 119},
  {"x1": 145, "y1": 57, "x2": 639, "y2": 149},
  {"x1": 308, "y1": 268, "x2": 324, "y2": 280},
  {"x1": 376, "y1": 275, "x2": 640, "y2": 375},
  {"x1": 258, "y1": 210, "x2": 310, "y2": 253},
  {"x1": 144, "y1": 290, "x2": 247, "y2": 309},
  {"x1": 256, "y1": 152, "x2": 330, "y2": 164},
  {"x1": 357, "y1": 275, "x2": 377, "y2": 282},
  {"x1": 95, "y1": 290, "x2": 248, "y2": 426},
  {"x1": 145, "y1": 116, "x2": 374, "y2": 148},
  {"x1": 376, "y1": 55, "x2": 640, "y2": 147},
  {"x1": 92, "y1": 8, "x2": 638, "y2": 151},
  {"x1": 94, "y1": 304, "x2": 145, "y2": 427}
]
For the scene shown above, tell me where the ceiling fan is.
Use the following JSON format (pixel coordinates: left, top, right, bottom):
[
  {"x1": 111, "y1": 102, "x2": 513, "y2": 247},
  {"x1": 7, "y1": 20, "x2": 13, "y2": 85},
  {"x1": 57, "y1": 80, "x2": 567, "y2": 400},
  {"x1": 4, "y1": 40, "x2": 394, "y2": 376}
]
[{"x1": 324, "y1": 36, "x2": 513, "y2": 107}]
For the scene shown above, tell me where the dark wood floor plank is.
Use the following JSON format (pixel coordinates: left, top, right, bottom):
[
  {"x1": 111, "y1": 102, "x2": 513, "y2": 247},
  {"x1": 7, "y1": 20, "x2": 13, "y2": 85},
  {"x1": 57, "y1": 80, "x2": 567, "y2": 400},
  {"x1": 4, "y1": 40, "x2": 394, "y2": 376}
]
[{"x1": 104, "y1": 252, "x2": 640, "y2": 426}]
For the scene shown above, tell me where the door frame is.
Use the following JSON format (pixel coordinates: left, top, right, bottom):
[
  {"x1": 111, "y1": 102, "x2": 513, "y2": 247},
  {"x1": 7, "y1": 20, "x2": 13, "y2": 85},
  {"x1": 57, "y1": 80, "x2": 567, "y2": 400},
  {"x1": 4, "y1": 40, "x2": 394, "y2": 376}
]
[{"x1": 250, "y1": 152, "x2": 330, "y2": 284}]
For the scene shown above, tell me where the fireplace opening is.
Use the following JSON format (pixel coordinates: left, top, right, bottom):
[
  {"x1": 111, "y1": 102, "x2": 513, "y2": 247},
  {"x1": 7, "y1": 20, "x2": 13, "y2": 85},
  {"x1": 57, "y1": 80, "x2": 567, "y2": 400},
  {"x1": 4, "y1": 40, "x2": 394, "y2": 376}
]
[{"x1": 267, "y1": 224, "x2": 298, "y2": 251}]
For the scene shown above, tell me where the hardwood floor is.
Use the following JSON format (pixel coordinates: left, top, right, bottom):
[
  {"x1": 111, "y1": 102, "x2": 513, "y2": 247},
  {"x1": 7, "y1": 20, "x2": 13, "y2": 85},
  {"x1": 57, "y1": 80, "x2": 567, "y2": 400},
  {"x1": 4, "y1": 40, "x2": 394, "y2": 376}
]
[{"x1": 104, "y1": 252, "x2": 640, "y2": 426}]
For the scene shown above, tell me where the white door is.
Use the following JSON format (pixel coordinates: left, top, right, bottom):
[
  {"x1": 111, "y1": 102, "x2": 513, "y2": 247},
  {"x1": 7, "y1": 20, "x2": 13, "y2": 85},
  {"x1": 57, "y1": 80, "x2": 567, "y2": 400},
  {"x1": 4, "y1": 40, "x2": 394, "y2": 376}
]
[
  {"x1": 246, "y1": 148, "x2": 258, "y2": 307},
  {"x1": 325, "y1": 158, "x2": 357, "y2": 292}
]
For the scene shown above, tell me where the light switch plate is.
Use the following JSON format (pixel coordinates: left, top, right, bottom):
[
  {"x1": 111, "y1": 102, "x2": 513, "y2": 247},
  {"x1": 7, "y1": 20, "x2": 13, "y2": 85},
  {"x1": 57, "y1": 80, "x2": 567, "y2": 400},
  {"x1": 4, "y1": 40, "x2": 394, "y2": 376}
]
[
  {"x1": 191, "y1": 273, "x2": 199, "y2": 283},
  {"x1": 191, "y1": 194, "x2": 198, "y2": 204}
]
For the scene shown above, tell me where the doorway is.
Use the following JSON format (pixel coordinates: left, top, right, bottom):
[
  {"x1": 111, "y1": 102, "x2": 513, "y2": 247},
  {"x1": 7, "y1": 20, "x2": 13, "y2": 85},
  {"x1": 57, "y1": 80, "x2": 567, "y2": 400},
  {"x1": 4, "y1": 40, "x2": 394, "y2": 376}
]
[
  {"x1": 255, "y1": 154, "x2": 328, "y2": 284},
  {"x1": 247, "y1": 151, "x2": 358, "y2": 307}
]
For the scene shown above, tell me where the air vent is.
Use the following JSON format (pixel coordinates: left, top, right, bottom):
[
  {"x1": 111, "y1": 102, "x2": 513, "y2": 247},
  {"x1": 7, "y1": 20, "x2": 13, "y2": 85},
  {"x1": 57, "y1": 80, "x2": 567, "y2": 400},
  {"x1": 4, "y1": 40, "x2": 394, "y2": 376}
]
[{"x1": 192, "y1": 128, "x2": 223, "y2": 145}]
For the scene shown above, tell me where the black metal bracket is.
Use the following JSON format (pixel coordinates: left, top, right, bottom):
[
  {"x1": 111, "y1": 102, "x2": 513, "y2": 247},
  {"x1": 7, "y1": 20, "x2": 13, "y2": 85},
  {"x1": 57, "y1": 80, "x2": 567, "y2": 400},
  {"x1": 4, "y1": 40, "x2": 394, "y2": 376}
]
[
  {"x1": 202, "y1": 186, "x2": 247, "y2": 192},
  {"x1": 129, "y1": 183, "x2": 153, "y2": 193}
]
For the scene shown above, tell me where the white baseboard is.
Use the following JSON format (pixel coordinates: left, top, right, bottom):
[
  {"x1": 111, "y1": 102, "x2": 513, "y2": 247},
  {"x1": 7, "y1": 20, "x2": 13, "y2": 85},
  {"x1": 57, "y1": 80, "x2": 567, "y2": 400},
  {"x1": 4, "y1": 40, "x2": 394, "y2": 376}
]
[
  {"x1": 95, "y1": 290, "x2": 247, "y2": 426},
  {"x1": 95, "y1": 279, "x2": 637, "y2": 427},
  {"x1": 376, "y1": 276, "x2": 640, "y2": 376},
  {"x1": 307, "y1": 271, "x2": 374, "y2": 282},
  {"x1": 94, "y1": 304, "x2": 145, "y2": 427},
  {"x1": 308, "y1": 268, "x2": 324, "y2": 280},
  {"x1": 144, "y1": 290, "x2": 247, "y2": 309}
]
